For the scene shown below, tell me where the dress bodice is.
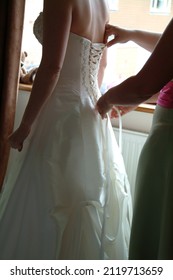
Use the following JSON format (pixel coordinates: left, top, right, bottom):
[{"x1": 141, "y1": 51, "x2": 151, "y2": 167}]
[{"x1": 62, "y1": 33, "x2": 105, "y2": 104}]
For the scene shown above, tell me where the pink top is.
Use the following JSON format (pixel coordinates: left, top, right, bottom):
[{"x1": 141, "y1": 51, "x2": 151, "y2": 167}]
[{"x1": 157, "y1": 81, "x2": 173, "y2": 108}]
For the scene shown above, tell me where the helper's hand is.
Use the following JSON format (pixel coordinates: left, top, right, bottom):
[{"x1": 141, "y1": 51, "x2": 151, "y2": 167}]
[
  {"x1": 96, "y1": 93, "x2": 113, "y2": 119},
  {"x1": 104, "y1": 24, "x2": 131, "y2": 47}
]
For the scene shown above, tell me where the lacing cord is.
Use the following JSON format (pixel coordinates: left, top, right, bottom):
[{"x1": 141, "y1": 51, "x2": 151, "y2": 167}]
[
  {"x1": 88, "y1": 45, "x2": 105, "y2": 105},
  {"x1": 100, "y1": 108, "x2": 123, "y2": 259},
  {"x1": 113, "y1": 106, "x2": 123, "y2": 153},
  {"x1": 100, "y1": 117, "x2": 110, "y2": 259}
]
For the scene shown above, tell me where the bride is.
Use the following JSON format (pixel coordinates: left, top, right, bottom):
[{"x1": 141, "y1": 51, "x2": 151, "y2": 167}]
[{"x1": 0, "y1": 0, "x2": 132, "y2": 259}]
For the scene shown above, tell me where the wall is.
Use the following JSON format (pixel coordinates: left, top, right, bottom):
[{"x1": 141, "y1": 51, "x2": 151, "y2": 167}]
[{"x1": 110, "y1": 0, "x2": 173, "y2": 31}]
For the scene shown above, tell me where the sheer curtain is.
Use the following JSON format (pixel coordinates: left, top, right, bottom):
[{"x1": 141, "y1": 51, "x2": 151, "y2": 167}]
[{"x1": 0, "y1": 0, "x2": 25, "y2": 190}]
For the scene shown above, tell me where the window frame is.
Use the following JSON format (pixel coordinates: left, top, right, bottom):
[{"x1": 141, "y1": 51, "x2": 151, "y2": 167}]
[{"x1": 150, "y1": 0, "x2": 171, "y2": 14}]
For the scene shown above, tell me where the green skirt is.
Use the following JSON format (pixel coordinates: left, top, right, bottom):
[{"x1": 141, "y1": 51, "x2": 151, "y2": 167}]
[{"x1": 129, "y1": 104, "x2": 173, "y2": 260}]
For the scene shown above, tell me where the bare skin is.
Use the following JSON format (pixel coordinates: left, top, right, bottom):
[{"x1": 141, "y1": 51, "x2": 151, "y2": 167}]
[
  {"x1": 9, "y1": 0, "x2": 109, "y2": 151},
  {"x1": 105, "y1": 24, "x2": 161, "y2": 51}
]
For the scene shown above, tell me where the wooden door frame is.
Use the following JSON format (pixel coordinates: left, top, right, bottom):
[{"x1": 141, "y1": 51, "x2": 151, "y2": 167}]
[{"x1": 0, "y1": 0, "x2": 26, "y2": 190}]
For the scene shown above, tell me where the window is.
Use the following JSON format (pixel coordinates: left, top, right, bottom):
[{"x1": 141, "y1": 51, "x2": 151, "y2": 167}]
[
  {"x1": 150, "y1": 0, "x2": 171, "y2": 13},
  {"x1": 107, "y1": 0, "x2": 119, "y2": 11},
  {"x1": 21, "y1": 0, "x2": 43, "y2": 69}
]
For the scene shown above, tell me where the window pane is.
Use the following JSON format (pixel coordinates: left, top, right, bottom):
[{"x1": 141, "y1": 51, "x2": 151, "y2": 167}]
[
  {"x1": 21, "y1": 0, "x2": 43, "y2": 69},
  {"x1": 107, "y1": 0, "x2": 118, "y2": 11},
  {"x1": 150, "y1": 0, "x2": 171, "y2": 12}
]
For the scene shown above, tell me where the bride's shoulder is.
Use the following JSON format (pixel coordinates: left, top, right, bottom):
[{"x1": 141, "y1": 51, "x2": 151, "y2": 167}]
[{"x1": 33, "y1": 12, "x2": 43, "y2": 45}]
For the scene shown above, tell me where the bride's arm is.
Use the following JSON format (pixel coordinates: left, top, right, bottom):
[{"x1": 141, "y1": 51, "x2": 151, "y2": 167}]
[
  {"x1": 9, "y1": 0, "x2": 73, "y2": 150},
  {"x1": 20, "y1": 0, "x2": 73, "y2": 129}
]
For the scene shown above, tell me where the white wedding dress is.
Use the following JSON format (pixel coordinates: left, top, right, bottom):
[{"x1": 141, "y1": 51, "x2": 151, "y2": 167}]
[{"x1": 0, "y1": 27, "x2": 132, "y2": 259}]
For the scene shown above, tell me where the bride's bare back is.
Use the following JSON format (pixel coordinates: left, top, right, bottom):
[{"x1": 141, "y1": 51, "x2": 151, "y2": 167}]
[{"x1": 71, "y1": 0, "x2": 109, "y2": 43}]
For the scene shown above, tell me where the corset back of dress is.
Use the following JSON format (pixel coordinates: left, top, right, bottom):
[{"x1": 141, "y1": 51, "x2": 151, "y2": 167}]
[{"x1": 59, "y1": 33, "x2": 105, "y2": 104}]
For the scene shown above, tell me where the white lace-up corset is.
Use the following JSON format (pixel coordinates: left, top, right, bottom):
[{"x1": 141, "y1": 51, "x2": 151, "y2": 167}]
[{"x1": 81, "y1": 40, "x2": 105, "y2": 105}]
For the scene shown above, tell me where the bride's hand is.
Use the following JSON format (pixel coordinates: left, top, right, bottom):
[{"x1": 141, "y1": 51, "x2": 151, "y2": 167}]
[{"x1": 8, "y1": 124, "x2": 31, "y2": 151}]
